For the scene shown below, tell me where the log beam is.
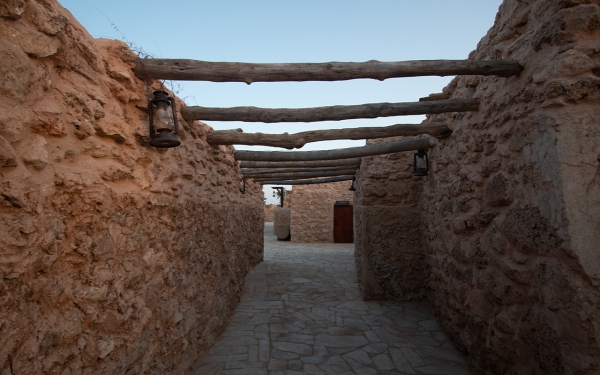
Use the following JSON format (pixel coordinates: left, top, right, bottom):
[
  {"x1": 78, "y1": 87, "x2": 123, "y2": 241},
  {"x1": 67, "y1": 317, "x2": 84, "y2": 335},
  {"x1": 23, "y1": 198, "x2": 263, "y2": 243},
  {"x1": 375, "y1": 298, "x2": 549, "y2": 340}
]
[
  {"x1": 235, "y1": 137, "x2": 430, "y2": 162},
  {"x1": 208, "y1": 122, "x2": 450, "y2": 149},
  {"x1": 241, "y1": 165, "x2": 358, "y2": 175},
  {"x1": 134, "y1": 59, "x2": 523, "y2": 83},
  {"x1": 240, "y1": 158, "x2": 362, "y2": 169},
  {"x1": 245, "y1": 169, "x2": 357, "y2": 180},
  {"x1": 260, "y1": 176, "x2": 355, "y2": 185},
  {"x1": 182, "y1": 99, "x2": 478, "y2": 123}
]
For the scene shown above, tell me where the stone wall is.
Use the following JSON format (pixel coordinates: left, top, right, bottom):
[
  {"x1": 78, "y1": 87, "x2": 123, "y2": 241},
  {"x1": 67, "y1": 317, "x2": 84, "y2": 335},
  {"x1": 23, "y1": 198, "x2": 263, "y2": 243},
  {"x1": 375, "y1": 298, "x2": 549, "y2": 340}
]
[
  {"x1": 0, "y1": 1, "x2": 264, "y2": 374},
  {"x1": 264, "y1": 204, "x2": 275, "y2": 222},
  {"x1": 273, "y1": 207, "x2": 291, "y2": 235},
  {"x1": 291, "y1": 181, "x2": 354, "y2": 243},
  {"x1": 354, "y1": 0, "x2": 600, "y2": 373},
  {"x1": 354, "y1": 138, "x2": 427, "y2": 301}
]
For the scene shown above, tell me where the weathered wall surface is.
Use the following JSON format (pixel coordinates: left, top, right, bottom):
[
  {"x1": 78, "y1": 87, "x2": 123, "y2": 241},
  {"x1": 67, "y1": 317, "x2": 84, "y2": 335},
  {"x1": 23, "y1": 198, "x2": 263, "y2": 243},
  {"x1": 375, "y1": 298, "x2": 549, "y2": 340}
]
[
  {"x1": 291, "y1": 181, "x2": 354, "y2": 243},
  {"x1": 264, "y1": 204, "x2": 276, "y2": 222},
  {"x1": 354, "y1": 0, "x2": 600, "y2": 373},
  {"x1": 273, "y1": 207, "x2": 291, "y2": 235},
  {"x1": 0, "y1": 2, "x2": 264, "y2": 374},
  {"x1": 354, "y1": 139, "x2": 427, "y2": 301}
]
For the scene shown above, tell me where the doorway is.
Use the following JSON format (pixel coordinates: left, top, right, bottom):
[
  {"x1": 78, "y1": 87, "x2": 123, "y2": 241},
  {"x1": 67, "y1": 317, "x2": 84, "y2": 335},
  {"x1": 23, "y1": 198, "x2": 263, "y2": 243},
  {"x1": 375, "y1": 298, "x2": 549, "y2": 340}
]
[{"x1": 334, "y1": 202, "x2": 354, "y2": 243}]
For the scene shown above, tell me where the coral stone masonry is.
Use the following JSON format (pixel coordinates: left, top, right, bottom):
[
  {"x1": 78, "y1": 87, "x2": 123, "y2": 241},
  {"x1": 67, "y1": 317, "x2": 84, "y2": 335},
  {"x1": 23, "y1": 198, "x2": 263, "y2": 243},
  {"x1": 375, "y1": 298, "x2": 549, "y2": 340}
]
[
  {"x1": 2, "y1": 0, "x2": 600, "y2": 374},
  {"x1": 354, "y1": 0, "x2": 600, "y2": 373},
  {"x1": 0, "y1": 1, "x2": 263, "y2": 374}
]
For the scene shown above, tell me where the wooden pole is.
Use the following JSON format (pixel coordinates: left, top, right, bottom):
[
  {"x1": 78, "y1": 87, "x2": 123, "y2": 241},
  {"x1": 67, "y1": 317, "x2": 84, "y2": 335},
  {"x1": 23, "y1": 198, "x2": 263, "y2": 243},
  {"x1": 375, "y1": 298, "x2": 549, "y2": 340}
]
[
  {"x1": 240, "y1": 158, "x2": 362, "y2": 169},
  {"x1": 235, "y1": 137, "x2": 430, "y2": 162},
  {"x1": 260, "y1": 176, "x2": 355, "y2": 185},
  {"x1": 134, "y1": 59, "x2": 523, "y2": 83},
  {"x1": 241, "y1": 165, "x2": 358, "y2": 175},
  {"x1": 208, "y1": 122, "x2": 450, "y2": 149},
  {"x1": 245, "y1": 169, "x2": 357, "y2": 180},
  {"x1": 182, "y1": 99, "x2": 478, "y2": 123}
]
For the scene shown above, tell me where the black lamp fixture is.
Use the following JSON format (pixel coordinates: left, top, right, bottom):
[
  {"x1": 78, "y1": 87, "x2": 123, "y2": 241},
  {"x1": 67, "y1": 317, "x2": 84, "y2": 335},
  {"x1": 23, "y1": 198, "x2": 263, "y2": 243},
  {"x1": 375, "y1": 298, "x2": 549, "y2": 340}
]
[
  {"x1": 348, "y1": 177, "x2": 356, "y2": 191},
  {"x1": 413, "y1": 149, "x2": 429, "y2": 177},
  {"x1": 148, "y1": 90, "x2": 181, "y2": 148},
  {"x1": 240, "y1": 178, "x2": 246, "y2": 194},
  {"x1": 271, "y1": 186, "x2": 285, "y2": 207}
]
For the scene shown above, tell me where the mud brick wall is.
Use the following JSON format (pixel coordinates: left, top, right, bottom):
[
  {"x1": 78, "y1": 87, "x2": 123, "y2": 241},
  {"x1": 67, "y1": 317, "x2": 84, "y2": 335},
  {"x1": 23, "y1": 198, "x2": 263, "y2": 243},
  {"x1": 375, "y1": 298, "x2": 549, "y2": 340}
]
[
  {"x1": 273, "y1": 207, "x2": 291, "y2": 235},
  {"x1": 290, "y1": 181, "x2": 354, "y2": 243},
  {"x1": 423, "y1": 0, "x2": 600, "y2": 372},
  {"x1": 354, "y1": 139, "x2": 427, "y2": 301},
  {"x1": 264, "y1": 204, "x2": 276, "y2": 222},
  {"x1": 354, "y1": 0, "x2": 600, "y2": 373},
  {"x1": 0, "y1": 1, "x2": 264, "y2": 374}
]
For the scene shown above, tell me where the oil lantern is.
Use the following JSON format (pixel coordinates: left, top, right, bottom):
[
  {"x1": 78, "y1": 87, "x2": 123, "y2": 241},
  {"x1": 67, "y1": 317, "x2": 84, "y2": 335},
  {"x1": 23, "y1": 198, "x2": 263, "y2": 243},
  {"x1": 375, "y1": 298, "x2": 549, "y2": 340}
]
[
  {"x1": 413, "y1": 149, "x2": 429, "y2": 177},
  {"x1": 148, "y1": 91, "x2": 180, "y2": 148}
]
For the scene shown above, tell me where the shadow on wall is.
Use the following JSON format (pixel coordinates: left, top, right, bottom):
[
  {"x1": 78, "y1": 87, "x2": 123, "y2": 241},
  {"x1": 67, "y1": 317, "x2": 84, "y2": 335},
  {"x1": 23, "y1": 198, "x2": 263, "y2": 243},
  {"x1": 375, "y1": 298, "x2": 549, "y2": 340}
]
[{"x1": 353, "y1": 0, "x2": 600, "y2": 373}]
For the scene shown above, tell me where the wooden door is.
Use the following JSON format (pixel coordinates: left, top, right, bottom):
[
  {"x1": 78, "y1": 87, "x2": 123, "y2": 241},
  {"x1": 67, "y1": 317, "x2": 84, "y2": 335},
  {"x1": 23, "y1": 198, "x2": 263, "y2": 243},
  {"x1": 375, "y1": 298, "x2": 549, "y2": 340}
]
[{"x1": 334, "y1": 204, "x2": 354, "y2": 243}]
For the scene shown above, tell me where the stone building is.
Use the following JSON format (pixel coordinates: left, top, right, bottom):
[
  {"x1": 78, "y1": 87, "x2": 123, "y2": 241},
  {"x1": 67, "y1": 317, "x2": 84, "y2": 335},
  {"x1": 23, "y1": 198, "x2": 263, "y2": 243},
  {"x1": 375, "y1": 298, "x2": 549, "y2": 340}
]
[
  {"x1": 291, "y1": 181, "x2": 355, "y2": 243},
  {"x1": 354, "y1": 0, "x2": 600, "y2": 372},
  {"x1": 1, "y1": 0, "x2": 600, "y2": 374},
  {"x1": 0, "y1": 2, "x2": 263, "y2": 374}
]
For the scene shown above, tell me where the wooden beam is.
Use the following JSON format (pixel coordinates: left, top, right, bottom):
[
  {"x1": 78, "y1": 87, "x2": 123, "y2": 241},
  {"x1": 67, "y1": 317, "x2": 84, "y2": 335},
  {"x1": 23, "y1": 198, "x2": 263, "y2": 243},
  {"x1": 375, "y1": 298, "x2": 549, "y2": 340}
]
[
  {"x1": 235, "y1": 137, "x2": 430, "y2": 162},
  {"x1": 208, "y1": 122, "x2": 450, "y2": 149},
  {"x1": 260, "y1": 176, "x2": 355, "y2": 185},
  {"x1": 240, "y1": 158, "x2": 362, "y2": 169},
  {"x1": 245, "y1": 169, "x2": 357, "y2": 180},
  {"x1": 134, "y1": 59, "x2": 523, "y2": 83},
  {"x1": 182, "y1": 99, "x2": 478, "y2": 123},
  {"x1": 241, "y1": 165, "x2": 358, "y2": 175}
]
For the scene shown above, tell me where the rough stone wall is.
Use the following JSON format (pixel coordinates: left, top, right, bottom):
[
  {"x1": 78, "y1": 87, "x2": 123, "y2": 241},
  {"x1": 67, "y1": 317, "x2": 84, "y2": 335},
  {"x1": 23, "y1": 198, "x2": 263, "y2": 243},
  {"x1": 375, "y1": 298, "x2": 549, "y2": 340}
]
[
  {"x1": 423, "y1": 1, "x2": 600, "y2": 373},
  {"x1": 273, "y1": 207, "x2": 291, "y2": 234},
  {"x1": 264, "y1": 204, "x2": 276, "y2": 222},
  {"x1": 290, "y1": 181, "x2": 354, "y2": 243},
  {"x1": 354, "y1": 0, "x2": 600, "y2": 373},
  {"x1": 0, "y1": 2, "x2": 264, "y2": 374},
  {"x1": 354, "y1": 138, "x2": 427, "y2": 301}
]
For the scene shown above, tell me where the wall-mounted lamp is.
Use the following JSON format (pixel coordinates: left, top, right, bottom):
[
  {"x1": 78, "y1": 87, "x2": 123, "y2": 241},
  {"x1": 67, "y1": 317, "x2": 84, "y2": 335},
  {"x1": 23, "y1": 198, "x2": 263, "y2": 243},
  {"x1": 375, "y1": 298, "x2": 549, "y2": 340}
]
[
  {"x1": 413, "y1": 150, "x2": 429, "y2": 177},
  {"x1": 271, "y1": 187, "x2": 285, "y2": 207},
  {"x1": 348, "y1": 177, "x2": 356, "y2": 192},
  {"x1": 240, "y1": 178, "x2": 246, "y2": 194},
  {"x1": 148, "y1": 91, "x2": 180, "y2": 148}
]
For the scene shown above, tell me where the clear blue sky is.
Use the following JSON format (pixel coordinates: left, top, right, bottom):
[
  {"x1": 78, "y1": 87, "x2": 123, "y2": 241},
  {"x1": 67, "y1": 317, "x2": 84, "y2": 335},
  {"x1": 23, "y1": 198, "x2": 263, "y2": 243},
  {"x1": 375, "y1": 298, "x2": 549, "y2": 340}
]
[{"x1": 59, "y1": 0, "x2": 502, "y2": 204}]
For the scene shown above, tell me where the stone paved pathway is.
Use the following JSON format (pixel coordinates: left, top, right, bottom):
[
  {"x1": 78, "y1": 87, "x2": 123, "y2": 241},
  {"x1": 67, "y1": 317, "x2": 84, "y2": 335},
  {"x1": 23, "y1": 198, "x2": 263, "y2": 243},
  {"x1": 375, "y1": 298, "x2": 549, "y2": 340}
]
[{"x1": 189, "y1": 223, "x2": 470, "y2": 375}]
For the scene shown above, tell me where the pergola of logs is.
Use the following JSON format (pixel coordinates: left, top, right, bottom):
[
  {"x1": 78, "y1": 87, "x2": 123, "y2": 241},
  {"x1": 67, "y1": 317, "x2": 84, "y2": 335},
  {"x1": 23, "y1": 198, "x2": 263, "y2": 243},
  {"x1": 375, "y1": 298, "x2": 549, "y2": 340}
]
[{"x1": 134, "y1": 59, "x2": 522, "y2": 186}]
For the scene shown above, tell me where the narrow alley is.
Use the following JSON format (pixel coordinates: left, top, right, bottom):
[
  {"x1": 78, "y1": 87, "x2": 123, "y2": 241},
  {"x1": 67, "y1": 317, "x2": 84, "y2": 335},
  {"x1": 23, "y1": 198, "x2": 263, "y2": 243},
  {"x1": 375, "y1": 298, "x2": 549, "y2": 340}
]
[{"x1": 189, "y1": 224, "x2": 470, "y2": 375}]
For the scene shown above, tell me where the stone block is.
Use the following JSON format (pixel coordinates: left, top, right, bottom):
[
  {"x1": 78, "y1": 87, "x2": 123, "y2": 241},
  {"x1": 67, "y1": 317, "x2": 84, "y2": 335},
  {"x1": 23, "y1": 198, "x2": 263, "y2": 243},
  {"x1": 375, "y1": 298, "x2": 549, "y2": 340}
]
[
  {"x1": 0, "y1": 135, "x2": 17, "y2": 167},
  {"x1": 485, "y1": 172, "x2": 512, "y2": 207},
  {"x1": 21, "y1": 134, "x2": 48, "y2": 170}
]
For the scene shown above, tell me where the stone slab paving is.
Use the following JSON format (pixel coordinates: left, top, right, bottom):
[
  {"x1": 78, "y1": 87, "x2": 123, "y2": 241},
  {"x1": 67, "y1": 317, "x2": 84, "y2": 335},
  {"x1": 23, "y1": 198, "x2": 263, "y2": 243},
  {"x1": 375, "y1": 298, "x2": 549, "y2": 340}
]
[{"x1": 189, "y1": 223, "x2": 470, "y2": 375}]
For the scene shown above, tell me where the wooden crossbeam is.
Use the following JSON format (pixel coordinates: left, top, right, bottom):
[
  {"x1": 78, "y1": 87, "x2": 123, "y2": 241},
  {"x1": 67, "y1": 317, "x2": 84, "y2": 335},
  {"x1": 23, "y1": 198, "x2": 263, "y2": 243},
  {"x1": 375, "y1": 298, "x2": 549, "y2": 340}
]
[
  {"x1": 259, "y1": 176, "x2": 355, "y2": 185},
  {"x1": 208, "y1": 122, "x2": 450, "y2": 149},
  {"x1": 241, "y1": 165, "x2": 358, "y2": 175},
  {"x1": 240, "y1": 158, "x2": 362, "y2": 169},
  {"x1": 182, "y1": 99, "x2": 478, "y2": 123},
  {"x1": 245, "y1": 169, "x2": 357, "y2": 180},
  {"x1": 235, "y1": 137, "x2": 430, "y2": 162},
  {"x1": 134, "y1": 59, "x2": 523, "y2": 83}
]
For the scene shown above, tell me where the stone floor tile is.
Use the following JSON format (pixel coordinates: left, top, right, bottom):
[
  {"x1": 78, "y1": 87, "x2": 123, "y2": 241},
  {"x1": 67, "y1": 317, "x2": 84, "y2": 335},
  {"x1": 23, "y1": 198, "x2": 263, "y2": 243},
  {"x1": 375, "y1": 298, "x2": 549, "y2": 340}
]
[
  {"x1": 268, "y1": 358, "x2": 287, "y2": 371},
  {"x1": 319, "y1": 354, "x2": 351, "y2": 374},
  {"x1": 372, "y1": 353, "x2": 395, "y2": 370},
  {"x1": 258, "y1": 339, "x2": 270, "y2": 362},
  {"x1": 186, "y1": 223, "x2": 470, "y2": 375},
  {"x1": 344, "y1": 357, "x2": 377, "y2": 375},
  {"x1": 343, "y1": 349, "x2": 372, "y2": 365},
  {"x1": 304, "y1": 363, "x2": 326, "y2": 375}
]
